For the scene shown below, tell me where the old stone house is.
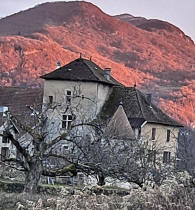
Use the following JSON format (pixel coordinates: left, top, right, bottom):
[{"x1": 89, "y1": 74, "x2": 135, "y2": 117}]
[
  {"x1": 0, "y1": 57, "x2": 182, "y2": 178},
  {"x1": 40, "y1": 57, "x2": 182, "y2": 165}
]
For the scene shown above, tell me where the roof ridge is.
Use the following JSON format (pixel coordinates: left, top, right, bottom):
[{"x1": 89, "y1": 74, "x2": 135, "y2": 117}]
[
  {"x1": 134, "y1": 88, "x2": 146, "y2": 119},
  {"x1": 40, "y1": 58, "x2": 120, "y2": 86},
  {"x1": 82, "y1": 59, "x2": 100, "y2": 81}
]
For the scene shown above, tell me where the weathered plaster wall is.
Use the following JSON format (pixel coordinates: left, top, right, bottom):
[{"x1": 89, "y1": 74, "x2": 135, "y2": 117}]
[
  {"x1": 141, "y1": 123, "x2": 180, "y2": 158},
  {"x1": 43, "y1": 80, "x2": 111, "y2": 120}
]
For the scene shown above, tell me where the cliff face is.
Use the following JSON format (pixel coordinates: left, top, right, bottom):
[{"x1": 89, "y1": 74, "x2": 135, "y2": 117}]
[{"x1": 0, "y1": 1, "x2": 194, "y2": 127}]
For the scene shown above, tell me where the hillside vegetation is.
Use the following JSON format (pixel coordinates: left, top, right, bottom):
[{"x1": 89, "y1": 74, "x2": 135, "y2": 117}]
[{"x1": 0, "y1": 2, "x2": 194, "y2": 126}]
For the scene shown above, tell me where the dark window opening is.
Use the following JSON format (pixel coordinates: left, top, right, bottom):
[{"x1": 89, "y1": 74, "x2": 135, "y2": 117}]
[
  {"x1": 66, "y1": 90, "x2": 72, "y2": 105},
  {"x1": 167, "y1": 130, "x2": 171, "y2": 142},
  {"x1": 62, "y1": 115, "x2": 72, "y2": 130},
  {"x1": 148, "y1": 150, "x2": 156, "y2": 164},
  {"x1": 2, "y1": 131, "x2": 9, "y2": 143},
  {"x1": 138, "y1": 128, "x2": 141, "y2": 139},
  {"x1": 63, "y1": 145, "x2": 69, "y2": 150},
  {"x1": 49, "y1": 96, "x2": 53, "y2": 104},
  {"x1": 163, "y1": 151, "x2": 171, "y2": 163},
  {"x1": 152, "y1": 128, "x2": 156, "y2": 140},
  {"x1": 1, "y1": 147, "x2": 9, "y2": 161}
]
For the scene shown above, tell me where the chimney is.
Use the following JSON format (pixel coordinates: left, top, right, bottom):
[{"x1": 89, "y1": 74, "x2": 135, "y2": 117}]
[
  {"x1": 146, "y1": 93, "x2": 152, "y2": 107},
  {"x1": 56, "y1": 61, "x2": 61, "y2": 69},
  {"x1": 104, "y1": 68, "x2": 111, "y2": 80}
]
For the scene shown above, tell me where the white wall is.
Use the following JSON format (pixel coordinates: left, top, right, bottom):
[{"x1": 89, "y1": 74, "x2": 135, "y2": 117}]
[{"x1": 43, "y1": 80, "x2": 111, "y2": 121}]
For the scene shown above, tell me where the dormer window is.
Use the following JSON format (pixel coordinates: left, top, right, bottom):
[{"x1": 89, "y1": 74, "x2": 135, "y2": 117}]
[
  {"x1": 62, "y1": 115, "x2": 72, "y2": 130},
  {"x1": 66, "y1": 90, "x2": 72, "y2": 105}
]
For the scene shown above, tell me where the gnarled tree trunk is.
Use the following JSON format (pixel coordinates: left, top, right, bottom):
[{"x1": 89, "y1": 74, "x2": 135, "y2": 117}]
[
  {"x1": 24, "y1": 158, "x2": 43, "y2": 194},
  {"x1": 97, "y1": 172, "x2": 105, "y2": 186}
]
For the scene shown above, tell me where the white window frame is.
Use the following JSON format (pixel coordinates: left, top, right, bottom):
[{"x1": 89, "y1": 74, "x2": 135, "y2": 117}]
[{"x1": 62, "y1": 114, "x2": 72, "y2": 130}]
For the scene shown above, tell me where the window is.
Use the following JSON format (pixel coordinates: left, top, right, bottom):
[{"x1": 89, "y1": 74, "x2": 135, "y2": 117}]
[
  {"x1": 2, "y1": 131, "x2": 9, "y2": 143},
  {"x1": 163, "y1": 151, "x2": 171, "y2": 163},
  {"x1": 152, "y1": 128, "x2": 156, "y2": 140},
  {"x1": 49, "y1": 96, "x2": 53, "y2": 104},
  {"x1": 63, "y1": 145, "x2": 69, "y2": 150},
  {"x1": 148, "y1": 150, "x2": 156, "y2": 164},
  {"x1": 138, "y1": 128, "x2": 141, "y2": 139},
  {"x1": 61, "y1": 145, "x2": 69, "y2": 154},
  {"x1": 62, "y1": 115, "x2": 72, "y2": 130},
  {"x1": 1, "y1": 147, "x2": 9, "y2": 161},
  {"x1": 66, "y1": 90, "x2": 72, "y2": 105},
  {"x1": 166, "y1": 129, "x2": 171, "y2": 142}
]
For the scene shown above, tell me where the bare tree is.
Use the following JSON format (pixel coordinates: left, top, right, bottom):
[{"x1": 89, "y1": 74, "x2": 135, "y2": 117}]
[
  {"x1": 65, "y1": 128, "x2": 174, "y2": 188},
  {"x1": 0, "y1": 90, "x2": 115, "y2": 194},
  {"x1": 0, "y1": 92, "x2": 176, "y2": 193}
]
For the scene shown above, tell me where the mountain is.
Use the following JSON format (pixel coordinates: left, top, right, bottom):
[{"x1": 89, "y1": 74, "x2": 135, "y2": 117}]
[
  {"x1": 0, "y1": 1, "x2": 195, "y2": 127},
  {"x1": 115, "y1": 14, "x2": 147, "y2": 26},
  {"x1": 115, "y1": 14, "x2": 194, "y2": 44}
]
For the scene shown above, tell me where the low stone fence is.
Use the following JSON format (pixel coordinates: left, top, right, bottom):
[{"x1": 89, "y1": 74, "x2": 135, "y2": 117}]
[
  {"x1": 0, "y1": 179, "x2": 129, "y2": 196},
  {"x1": 0, "y1": 180, "x2": 24, "y2": 193}
]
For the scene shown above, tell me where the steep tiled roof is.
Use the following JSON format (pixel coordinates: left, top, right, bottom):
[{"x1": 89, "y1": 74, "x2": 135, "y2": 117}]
[
  {"x1": 129, "y1": 118, "x2": 146, "y2": 128},
  {"x1": 99, "y1": 86, "x2": 182, "y2": 127},
  {"x1": 40, "y1": 58, "x2": 121, "y2": 86},
  {"x1": 0, "y1": 87, "x2": 43, "y2": 127}
]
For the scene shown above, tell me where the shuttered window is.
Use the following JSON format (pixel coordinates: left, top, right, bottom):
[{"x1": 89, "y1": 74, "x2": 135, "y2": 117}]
[
  {"x1": 167, "y1": 130, "x2": 171, "y2": 142},
  {"x1": 163, "y1": 151, "x2": 171, "y2": 163}
]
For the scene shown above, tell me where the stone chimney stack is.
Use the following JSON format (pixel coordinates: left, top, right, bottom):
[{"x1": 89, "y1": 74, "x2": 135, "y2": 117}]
[
  {"x1": 104, "y1": 68, "x2": 111, "y2": 80},
  {"x1": 57, "y1": 61, "x2": 61, "y2": 69}
]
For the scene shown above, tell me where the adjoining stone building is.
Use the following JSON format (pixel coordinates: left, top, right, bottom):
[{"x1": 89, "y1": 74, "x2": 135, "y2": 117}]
[{"x1": 98, "y1": 85, "x2": 182, "y2": 164}]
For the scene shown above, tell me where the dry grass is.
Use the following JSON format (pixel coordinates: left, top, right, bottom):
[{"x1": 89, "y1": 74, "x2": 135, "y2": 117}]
[{"x1": 0, "y1": 183, "x2": 194, "y2": 210}]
